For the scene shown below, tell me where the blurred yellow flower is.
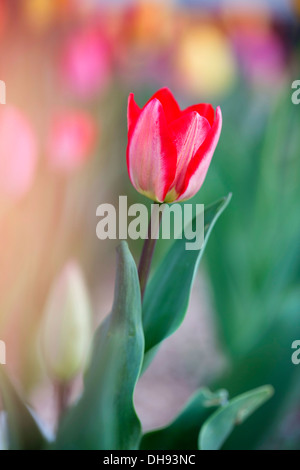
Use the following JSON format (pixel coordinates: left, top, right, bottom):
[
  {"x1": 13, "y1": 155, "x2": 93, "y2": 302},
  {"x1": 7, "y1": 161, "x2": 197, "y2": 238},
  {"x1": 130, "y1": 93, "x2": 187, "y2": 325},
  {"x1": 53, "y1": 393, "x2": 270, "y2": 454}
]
[
  {"x1": 292, "y1": 0, "x2": 300, "y2": 17},
  {"x1": 40, "y1": 261, "x2": 92, "y2": 383},
  {"x1": 176, "y1": 23, "x2": 237, "y2": 98},
  {"x1": 23, "y1": 0, "x2": 56, "y2": 30},
  {"x1": 23, "y1": 0, "x2": 69, "y2": 31}
]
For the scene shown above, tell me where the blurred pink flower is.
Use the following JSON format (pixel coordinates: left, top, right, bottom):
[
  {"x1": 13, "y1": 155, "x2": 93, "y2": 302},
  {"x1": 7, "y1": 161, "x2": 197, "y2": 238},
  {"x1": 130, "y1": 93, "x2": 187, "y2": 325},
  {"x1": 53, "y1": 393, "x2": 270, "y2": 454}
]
[
  {"x1": 0, "y1": 106, "x2": 37, "y2": 200},
  {"x1": 60, "y1": 28, "x2": 111, "y2": 99},
  {"x1": 47, "y1": 110, "x2": 96, "y2": 172},
  {"x1": 232, "y1": 29, "x2": 286, "y2": 86}
]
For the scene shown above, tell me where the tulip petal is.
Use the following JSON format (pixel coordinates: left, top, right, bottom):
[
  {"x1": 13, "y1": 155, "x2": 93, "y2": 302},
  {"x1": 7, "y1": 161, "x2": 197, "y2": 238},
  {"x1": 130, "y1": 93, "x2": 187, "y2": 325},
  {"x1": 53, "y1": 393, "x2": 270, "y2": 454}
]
[
  {"x1": 145, "y1": 87, "x2": 181, "y2": 123},
  {"x1": 182, "y1": 103, "x2": 215, "y2": 126},
  {"x1": 127, "y1": 93, "x2": 141, "y2": 131},
  {"x1": 167, "y1": 112, "x2": 210, "y2": 199},
  {"x1": 127, "y1": 98, "x2": 176, "y2": 202},
  {"x1": 177, "y1": 107, "x2": 222, "y2": 201}
]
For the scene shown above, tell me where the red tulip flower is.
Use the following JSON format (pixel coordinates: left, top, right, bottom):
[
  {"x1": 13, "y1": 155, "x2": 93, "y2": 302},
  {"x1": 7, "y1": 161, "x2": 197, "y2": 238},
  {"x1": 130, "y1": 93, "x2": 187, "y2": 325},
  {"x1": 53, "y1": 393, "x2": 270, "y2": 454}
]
[{"x1": 127, "y1": 88, "x2": 222, "y2": 202}]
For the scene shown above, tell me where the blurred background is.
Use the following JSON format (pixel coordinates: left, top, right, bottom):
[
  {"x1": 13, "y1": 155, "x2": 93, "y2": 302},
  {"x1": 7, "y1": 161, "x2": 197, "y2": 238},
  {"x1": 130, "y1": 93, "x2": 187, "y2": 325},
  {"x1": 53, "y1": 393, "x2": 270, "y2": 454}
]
[{"x1": 0, "y1": 0, "x2": 300, "y2": 450}]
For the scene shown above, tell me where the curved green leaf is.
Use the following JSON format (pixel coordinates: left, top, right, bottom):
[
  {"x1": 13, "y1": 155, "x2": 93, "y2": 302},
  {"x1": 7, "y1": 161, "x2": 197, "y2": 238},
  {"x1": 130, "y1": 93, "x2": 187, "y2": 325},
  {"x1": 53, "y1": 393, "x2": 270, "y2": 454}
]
[
  {"x1": 142, "y1": 194, "x2": 231, "y2": 365},
  {"x1": 140, "y1": 388, "x2": 228, "y2": 450},
  {"x1": 199, "y1": 386, "x2": 274, "y2": 451},
  {"x1": 52, "y1": 241, "x2": 144, "y2": 450},
  {"x1": 0, "y1": 367, "x2": 47, "y2": 450}
]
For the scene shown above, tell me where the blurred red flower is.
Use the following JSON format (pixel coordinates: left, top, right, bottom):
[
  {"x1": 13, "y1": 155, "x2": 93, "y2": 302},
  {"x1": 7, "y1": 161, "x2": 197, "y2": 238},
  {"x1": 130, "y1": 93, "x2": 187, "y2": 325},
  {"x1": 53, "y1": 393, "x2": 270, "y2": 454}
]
[
  {"x1": 47, "y1": 110, "x2": 96, "y2": 172},
  {"x1": 0, "y1": 106, "x2": 37, "y2": 200}
]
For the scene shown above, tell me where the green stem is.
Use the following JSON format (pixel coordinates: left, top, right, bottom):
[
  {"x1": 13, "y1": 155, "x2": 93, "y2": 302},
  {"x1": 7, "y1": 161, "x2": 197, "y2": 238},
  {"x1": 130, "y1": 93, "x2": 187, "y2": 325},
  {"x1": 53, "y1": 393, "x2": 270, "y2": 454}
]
[
  {"x1": 55, "y1": 380, "x2": 72, "y2": 427},
  {"x1": 138, "y1": 203, "x2": 164, "y2": 302}
]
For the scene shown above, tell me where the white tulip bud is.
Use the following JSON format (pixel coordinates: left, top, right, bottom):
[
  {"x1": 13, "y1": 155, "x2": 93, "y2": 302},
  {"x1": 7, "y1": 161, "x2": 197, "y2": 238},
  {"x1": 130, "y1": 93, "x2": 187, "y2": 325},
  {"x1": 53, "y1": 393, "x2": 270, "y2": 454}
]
[{"x1": 40, "y1": 261, "x2": 92, "y2": 382}]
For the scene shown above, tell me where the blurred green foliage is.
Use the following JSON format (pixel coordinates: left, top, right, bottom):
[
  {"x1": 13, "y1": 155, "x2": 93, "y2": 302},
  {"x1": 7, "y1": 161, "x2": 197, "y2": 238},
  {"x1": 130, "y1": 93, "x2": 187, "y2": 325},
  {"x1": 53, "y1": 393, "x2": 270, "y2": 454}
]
[{"x1": 196, "y1": 82, "x2": 300, "y2": 449}]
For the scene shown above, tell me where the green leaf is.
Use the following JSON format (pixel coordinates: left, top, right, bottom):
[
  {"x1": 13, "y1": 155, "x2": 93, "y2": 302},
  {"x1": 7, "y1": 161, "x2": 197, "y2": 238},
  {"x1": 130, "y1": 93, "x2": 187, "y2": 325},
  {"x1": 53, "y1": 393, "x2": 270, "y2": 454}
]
[
  {"x1": 52, "y1": 241, "x2": 144, "y2": 450},
  {"x1": 212, "y1": 310, "x2": 300, "y2": 450},
  {"x1": 0, "y1": 367, "x2": 47, "y2": 450},
  {"x1": 199, "y1": 386, "x2": 274, "y2": 451},
  {"x1": 142, "y1": 194, "x2": 231, "y2": 364},
  {"x1": 140, "y1": 388, "x2": 228, "y2": 450}
]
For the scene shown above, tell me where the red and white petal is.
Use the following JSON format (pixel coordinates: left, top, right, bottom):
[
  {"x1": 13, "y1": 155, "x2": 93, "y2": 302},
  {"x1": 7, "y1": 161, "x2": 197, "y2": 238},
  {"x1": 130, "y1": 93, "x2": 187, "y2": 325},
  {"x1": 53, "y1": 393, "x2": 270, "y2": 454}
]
[
  {"x1": 168, "y1": 111, "x2": 211, "y2": 196},
  {"x1": 144, "y1": 87, "x2": 181, "y2": 124},
  {"x1": 127, "y1": 93, "x2": 141, "y2": 131},
  {"x1": 127, "y1": 98, "x2": 177, "y2": 202},
  {"x1": 176, "y1": 106, "x2": 222, "y2": 202},
  {"x1": 182, "y1": 103, "x2": 215, "y2": 126}
]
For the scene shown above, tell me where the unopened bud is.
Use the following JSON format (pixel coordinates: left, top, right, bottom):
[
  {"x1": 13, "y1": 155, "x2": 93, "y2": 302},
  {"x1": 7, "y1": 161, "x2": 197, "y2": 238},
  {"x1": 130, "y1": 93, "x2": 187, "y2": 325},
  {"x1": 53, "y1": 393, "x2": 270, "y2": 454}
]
[{"x1": 40, "y1": 261, "x2": 92, "y2": 382}]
